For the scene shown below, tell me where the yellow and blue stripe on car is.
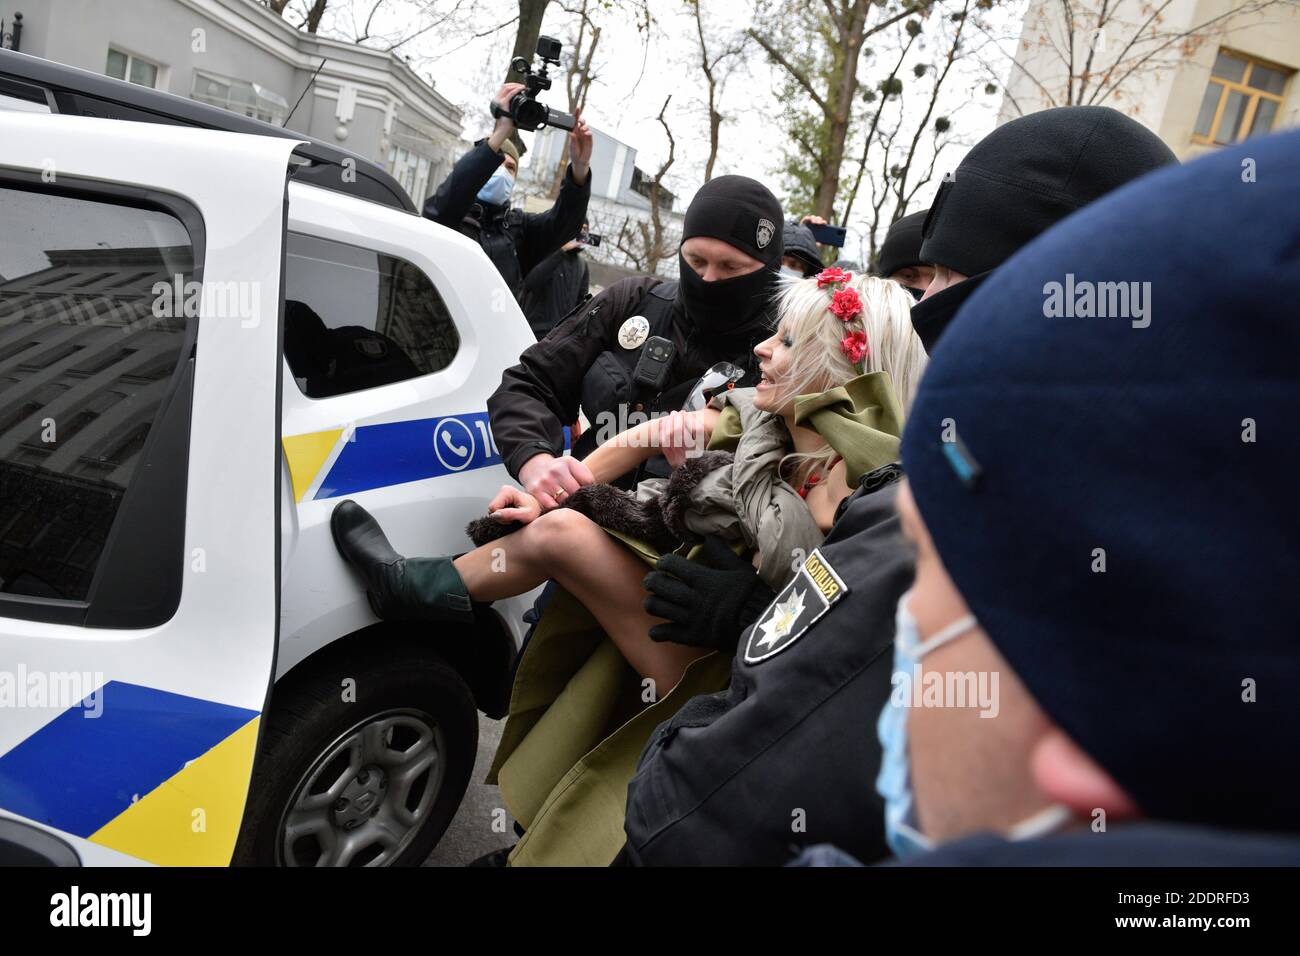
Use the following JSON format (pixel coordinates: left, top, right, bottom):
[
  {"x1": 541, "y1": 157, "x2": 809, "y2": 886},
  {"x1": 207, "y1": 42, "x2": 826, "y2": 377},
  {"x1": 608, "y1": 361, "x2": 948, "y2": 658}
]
[
  {"x1": 0, "y1": 681, "x2": 260, "y2": 865},
  {"x1": 284, "y1": 413, "x2": 571, "y2": 503}
]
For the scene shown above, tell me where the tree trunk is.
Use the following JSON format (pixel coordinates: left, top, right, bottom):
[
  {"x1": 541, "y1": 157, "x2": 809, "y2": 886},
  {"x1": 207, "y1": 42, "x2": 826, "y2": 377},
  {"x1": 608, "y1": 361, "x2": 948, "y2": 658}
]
[
  {"x1": 507, "y1": 0, "x2": 554, "y2": 156},
  {"x1": 305, "y1": 0, "x2": 328, "y2": 34},
  {"x1": 510, "y1": 0, "x2": 553, "y2": 75},
  {"x1": 813, "y1": 0, "x2": 869, "y2": 220}
]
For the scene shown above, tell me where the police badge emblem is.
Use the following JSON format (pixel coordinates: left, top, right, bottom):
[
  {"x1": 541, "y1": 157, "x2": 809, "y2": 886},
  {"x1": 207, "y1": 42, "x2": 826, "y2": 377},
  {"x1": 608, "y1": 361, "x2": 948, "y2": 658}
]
[
  {"x1": 618, "y1": 315, "x2": 650, "y2": 349},
  {"x1": 755, "y1": 218, "x2": 775, "y2": 249},
  {"x1": 743, "y1": 548, "x2": 848, "y2": 664}
]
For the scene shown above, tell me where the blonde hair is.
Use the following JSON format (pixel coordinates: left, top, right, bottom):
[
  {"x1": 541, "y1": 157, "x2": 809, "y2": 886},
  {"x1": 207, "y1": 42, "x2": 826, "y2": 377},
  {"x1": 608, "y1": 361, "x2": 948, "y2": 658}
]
[{"x1": 768, "y1": 272, "x2": 928, "y2": 488}]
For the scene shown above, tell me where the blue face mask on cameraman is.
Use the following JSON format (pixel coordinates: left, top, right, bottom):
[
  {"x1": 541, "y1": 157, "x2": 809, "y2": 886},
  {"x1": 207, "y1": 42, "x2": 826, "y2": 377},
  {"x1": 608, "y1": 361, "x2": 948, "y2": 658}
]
[
  {"x1": 876, "y1": 590, "x2": 1073, "y2": 859},
  {"x1": 477, "y1": 167, "x2": 514, "y2": 207}
]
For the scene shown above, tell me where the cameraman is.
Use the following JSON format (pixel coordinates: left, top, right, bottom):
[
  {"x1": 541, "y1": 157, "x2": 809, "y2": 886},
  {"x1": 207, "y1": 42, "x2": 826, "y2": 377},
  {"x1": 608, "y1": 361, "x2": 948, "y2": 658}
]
[
  {"x1": 520, "y1": 220, "x2": 592, "y2": 339},
  {"x1": 422, "y1": 82, "x2": 593, "y2": 297}
]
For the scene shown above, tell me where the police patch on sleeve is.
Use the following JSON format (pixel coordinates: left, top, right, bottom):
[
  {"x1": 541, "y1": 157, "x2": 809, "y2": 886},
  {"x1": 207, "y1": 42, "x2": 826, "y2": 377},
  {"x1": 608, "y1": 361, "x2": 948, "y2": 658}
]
[{"x1": 743, "y1": 548, "x2": 848, "y2": 664}]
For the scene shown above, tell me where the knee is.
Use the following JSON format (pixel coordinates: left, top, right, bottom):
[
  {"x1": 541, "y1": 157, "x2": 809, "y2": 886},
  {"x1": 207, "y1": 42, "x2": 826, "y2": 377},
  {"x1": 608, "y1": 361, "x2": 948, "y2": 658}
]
[{"x1": 525, "y1": 507, "x2": 598, "y2": 559}]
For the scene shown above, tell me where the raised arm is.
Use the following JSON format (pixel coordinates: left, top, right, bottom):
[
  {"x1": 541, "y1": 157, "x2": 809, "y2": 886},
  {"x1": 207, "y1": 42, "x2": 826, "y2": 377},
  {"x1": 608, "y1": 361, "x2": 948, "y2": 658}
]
[{"x1": 517, "y1": 108, "x2": 593, "y2": 276}]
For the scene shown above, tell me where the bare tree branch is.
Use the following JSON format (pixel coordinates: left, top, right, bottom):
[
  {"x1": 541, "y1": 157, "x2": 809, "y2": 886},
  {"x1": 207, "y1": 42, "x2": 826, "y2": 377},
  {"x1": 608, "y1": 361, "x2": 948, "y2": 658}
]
[{"x1": 747, "y1": 28, "x2": 829, "y2": 113}]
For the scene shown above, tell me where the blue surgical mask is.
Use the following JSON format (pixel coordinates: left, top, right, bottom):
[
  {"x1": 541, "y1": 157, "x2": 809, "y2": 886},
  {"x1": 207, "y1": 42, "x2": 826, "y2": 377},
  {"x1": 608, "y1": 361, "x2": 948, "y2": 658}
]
[
  {"x1": 476, "y1": 167, "x2": 514, "y2": 206},
  {"x1": 779, "y1": 265, "x2": 805, "y2": 281},
  {"x1": 875, "y1": 590, "x2": 1071, "y2": 858}
]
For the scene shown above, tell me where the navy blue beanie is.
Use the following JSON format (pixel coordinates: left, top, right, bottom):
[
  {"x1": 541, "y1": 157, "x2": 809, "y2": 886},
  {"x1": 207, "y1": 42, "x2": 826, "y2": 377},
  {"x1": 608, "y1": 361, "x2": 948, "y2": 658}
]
[{"x1": 902, "y1": 129, "x2": 1300, "y2": 833}]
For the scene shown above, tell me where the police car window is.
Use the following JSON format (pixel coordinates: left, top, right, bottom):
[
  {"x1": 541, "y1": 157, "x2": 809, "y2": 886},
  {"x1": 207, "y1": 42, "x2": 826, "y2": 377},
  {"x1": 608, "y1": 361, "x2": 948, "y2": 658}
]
[
  {"x1": 283, "y1": 233, "x2": 459, "y2": 399},
  {"x1": 0, "y1": 184, "x2": 192, "y2": 604}
]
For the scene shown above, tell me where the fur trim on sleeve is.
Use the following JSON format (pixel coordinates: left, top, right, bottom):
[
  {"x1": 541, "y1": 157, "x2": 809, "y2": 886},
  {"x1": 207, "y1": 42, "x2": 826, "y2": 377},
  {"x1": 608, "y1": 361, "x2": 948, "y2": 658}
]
[
  {"x1": 463, "y1": 450, "x2": 735, "y2": 552},
  {"x1": 657, "y1": 450, "x2": 735, "y2": 540},
  {"x1": 465, "y1": 514, "x2": 525, "y2": 547}
]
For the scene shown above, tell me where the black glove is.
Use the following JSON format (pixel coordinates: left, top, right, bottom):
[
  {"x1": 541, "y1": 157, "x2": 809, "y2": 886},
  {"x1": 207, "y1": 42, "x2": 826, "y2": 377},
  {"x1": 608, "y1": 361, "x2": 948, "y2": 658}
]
[{"x1": 643, "y1": 535, "x2": 776, "y2": 651}]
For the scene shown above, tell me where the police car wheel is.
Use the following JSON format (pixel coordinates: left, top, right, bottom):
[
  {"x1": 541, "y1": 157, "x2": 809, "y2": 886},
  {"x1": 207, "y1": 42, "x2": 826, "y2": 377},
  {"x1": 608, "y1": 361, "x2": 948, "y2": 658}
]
[{"x1": 233, "y1": 648, "x2": 477, "y2": 867}]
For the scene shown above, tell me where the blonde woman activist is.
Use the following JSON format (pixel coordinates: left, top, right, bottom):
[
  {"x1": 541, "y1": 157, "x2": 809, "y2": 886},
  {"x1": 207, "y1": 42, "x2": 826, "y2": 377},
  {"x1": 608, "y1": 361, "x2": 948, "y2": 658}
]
[{"x1": 330, "y1": 268, "x2": 926, "y2": 864}]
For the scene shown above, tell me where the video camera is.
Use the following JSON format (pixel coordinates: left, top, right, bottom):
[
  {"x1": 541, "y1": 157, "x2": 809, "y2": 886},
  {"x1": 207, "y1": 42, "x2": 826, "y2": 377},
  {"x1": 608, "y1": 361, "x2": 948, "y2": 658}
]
[{"x1": 495, "y1": 36, "x2": 576, "y2": 132}]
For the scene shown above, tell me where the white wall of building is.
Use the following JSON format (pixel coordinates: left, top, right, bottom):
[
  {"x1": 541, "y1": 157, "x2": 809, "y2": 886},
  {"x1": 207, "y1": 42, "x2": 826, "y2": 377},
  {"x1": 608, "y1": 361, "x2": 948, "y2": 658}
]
[
  {"x1": 0, "y1": 0, "x2": 464, "y2": 203},
  {"x1": 998, "y1": 0, "x2": 1300, "y2": 157}
]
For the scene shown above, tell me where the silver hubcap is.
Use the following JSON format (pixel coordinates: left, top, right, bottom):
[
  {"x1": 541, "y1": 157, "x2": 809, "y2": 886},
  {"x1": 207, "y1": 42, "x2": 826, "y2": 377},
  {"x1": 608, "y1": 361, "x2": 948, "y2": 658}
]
[{"x1": 277, "y1": 709, "x2": 445, "y2": 866}]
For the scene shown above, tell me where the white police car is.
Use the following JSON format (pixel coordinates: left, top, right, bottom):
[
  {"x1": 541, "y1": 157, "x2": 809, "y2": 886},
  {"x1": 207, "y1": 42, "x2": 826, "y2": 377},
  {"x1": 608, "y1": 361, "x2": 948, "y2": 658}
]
[{"x1": 0, "y1": 51, "x2": 539, "y2": 866}]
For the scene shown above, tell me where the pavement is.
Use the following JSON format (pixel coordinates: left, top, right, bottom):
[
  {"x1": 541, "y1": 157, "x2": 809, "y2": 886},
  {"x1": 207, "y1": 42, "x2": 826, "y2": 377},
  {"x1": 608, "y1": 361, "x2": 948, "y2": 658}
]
[{"x1": 423, "y1": 713, "x2": 516, "y2": 866}]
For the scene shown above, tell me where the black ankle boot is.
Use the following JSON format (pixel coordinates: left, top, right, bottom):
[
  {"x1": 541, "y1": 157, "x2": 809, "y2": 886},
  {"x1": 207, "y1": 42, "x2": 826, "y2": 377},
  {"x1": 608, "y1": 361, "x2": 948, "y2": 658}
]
[{"x1": 330, "y1": 500, "x2": 475, "y2": 625}]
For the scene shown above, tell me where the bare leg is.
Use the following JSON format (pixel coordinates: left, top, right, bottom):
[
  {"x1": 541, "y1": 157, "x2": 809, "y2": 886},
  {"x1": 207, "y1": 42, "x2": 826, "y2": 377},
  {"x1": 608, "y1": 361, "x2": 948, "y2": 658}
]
[
  {"x1": 454, "y1": 510, "x2": 707, "y2": 691},
  {"x1": 452, "y1": 521, "x2": 554, "y2": 600}
]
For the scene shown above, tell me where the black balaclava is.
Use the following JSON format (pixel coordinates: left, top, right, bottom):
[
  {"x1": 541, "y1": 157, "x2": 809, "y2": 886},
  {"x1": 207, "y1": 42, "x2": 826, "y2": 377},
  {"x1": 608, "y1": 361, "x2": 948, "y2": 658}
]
[
  {"x1": 678, "y1": 175, "x2": 784, "y2": 337},
  {"x1": 912, "y1": 106, "x2": 1176, "y2": 350}
]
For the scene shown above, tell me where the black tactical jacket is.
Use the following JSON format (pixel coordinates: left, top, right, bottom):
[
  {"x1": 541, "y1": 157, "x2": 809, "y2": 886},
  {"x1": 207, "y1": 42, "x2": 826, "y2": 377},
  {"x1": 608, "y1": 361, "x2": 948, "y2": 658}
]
[
  {"x1": 488, "y1": 276, "x2": 770, "y2": 484},
  {"x1": 622, "y1": 472, "x2": 912, "y2": 865},
  {"x1": 422, "y1": 140, "x2": 590, "y2": 296}
]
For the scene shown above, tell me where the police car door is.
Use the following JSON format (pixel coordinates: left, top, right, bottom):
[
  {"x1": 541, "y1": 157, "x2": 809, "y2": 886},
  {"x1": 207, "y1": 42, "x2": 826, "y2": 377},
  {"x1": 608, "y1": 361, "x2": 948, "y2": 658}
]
[{"x1": 0, "y1": 112, "x2": 296, "y2": 865}]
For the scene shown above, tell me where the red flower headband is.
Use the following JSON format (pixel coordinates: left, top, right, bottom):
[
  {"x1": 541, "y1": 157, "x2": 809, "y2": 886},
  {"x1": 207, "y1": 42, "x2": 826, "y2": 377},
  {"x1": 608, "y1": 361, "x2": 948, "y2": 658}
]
[{"x1": 815, "y1": 268, "x2": 868, "y2": 372}]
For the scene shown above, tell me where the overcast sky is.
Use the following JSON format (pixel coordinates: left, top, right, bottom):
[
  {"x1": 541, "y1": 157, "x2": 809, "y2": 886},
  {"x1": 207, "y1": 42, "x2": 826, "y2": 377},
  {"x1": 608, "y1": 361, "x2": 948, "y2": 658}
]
[{"x1": 314, "y1": 0, "x2": 1026, "y2": 259}]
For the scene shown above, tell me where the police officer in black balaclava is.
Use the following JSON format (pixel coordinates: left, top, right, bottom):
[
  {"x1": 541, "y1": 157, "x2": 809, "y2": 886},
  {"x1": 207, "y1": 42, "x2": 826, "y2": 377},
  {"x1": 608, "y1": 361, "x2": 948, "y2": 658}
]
[
  {"x1": 488, "y1": 175, "x2": 785, "y2": 504},
  {"x1": 910, "y1": 106, "x2": 1175, "y2": 350}
]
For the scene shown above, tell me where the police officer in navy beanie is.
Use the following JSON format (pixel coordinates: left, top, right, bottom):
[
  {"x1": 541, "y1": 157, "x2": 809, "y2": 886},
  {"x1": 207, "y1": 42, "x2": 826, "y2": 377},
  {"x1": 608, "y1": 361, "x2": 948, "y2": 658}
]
[
  {"x1": 877, "y1": 127, "x2": 1300, "y2": 865},
  {"x1": 911, "y1": 106, "x2": 1176, "y2": 351},
  {"x1": 488, "y1": 174, "x2": 784, "y2": 504}
]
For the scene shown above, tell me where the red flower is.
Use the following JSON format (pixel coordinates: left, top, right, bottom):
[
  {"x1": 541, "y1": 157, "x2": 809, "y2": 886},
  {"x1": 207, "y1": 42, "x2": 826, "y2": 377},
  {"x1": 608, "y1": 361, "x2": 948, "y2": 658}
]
[
  {"x1": 829, "y1": 287, "x2": 863, "y2": 322},
  {"x1": 840, "y1": 330, "x2": 869, "y2": 365},
  {"x1": 816, "y1": 267, "x2": 852, "y2": 289}
]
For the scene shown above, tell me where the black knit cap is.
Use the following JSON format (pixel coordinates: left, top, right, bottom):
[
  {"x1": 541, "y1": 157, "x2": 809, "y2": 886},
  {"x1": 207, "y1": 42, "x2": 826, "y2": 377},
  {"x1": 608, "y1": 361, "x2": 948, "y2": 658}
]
[
  {"x1": 873, "y1": 209, "x2": 929, "y2": 277},
  {"x1": 682, "y1": 175, "x2": 784, "y2": 266},
  {"x1": 903, "y1": 129, "x2": 1300, "y2": 833},
  {"x1": 921, "y1": 106, "x2": 1176, "y2": 277}
]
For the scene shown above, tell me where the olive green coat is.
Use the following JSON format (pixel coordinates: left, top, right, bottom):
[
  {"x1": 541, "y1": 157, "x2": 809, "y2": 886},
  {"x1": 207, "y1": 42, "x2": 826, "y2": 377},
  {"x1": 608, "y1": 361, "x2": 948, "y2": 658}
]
[{"x1": 487, "y1": 372, "x2": 905, "y2": 866}]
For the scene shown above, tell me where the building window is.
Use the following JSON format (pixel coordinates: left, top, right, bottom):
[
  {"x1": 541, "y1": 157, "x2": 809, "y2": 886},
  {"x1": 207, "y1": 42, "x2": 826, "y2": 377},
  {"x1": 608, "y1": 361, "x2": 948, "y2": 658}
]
[
  {"x1": 106, "y1": 48, "x2": 160, "y2": 88},
  {"x1": 387, "y1": 145, "x2": 434, "y2": 205},
  {"x1": 283, "y1": 233, "x2": 460, "y2": 399},
  {"x1": 190, "y1": 70, "x2": 288, "y2": 126},
  {"x1": 0, "y1": 183, "x2": 193, "y2": 604},
  {"x1": 1192, "y1": 50, "x2": 1291, "y2": 146},
  {"x1": 389, "y1": 116, "x2": 440, "y2": 203}
]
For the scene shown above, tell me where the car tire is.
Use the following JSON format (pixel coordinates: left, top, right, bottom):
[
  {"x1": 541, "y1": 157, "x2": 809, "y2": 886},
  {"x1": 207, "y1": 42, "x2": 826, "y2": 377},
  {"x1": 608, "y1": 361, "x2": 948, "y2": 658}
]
[{"x1": 233, "y1": 643, "x2": 478, "y2": 867}]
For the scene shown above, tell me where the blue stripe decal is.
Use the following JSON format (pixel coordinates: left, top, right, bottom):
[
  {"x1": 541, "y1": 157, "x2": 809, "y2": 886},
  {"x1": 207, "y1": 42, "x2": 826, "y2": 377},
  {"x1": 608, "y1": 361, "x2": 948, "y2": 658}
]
[
  {"x1": 314, "y1": 413, "x2": 572, "y2": 500},
  {"x1": 0, "y1": 681, "x2": 257, "y2": 838}
]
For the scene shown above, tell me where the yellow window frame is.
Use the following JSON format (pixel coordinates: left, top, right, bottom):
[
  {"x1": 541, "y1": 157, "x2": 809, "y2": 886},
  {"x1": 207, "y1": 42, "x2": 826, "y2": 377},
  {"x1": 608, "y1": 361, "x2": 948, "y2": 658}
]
[{"x1": 1190, "y1": 50, "x2": 1291, "y2": 146}]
